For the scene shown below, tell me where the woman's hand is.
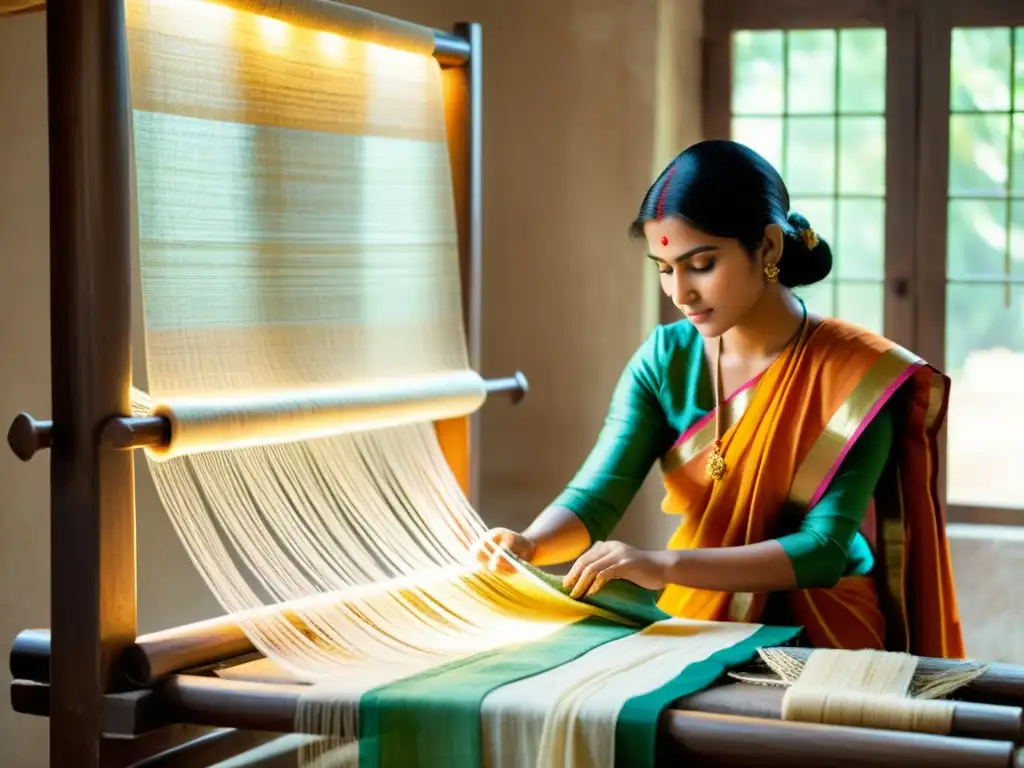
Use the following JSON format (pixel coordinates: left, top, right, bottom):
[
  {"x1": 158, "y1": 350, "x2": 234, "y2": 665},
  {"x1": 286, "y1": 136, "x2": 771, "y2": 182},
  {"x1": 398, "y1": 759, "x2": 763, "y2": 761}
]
[
  {"x1": 562, "y1": 541, "x2": 677, "y2": 599},
  {"x1": 472, "y1": 527, "x2": 537, "y2": 574}
]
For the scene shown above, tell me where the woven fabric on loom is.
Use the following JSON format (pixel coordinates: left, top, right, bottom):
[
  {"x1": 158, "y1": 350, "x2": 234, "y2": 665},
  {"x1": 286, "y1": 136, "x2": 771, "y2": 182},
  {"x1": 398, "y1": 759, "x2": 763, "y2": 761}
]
[{"x1": 121, "y1": 2, "x2": 798, "y2": 766}]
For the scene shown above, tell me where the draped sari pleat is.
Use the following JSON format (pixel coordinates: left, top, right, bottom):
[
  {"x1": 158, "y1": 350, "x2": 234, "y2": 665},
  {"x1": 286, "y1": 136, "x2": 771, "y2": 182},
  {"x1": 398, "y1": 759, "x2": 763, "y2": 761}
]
[{"x1": 656, "y1": 319, "x2": 964, "y2": 658}]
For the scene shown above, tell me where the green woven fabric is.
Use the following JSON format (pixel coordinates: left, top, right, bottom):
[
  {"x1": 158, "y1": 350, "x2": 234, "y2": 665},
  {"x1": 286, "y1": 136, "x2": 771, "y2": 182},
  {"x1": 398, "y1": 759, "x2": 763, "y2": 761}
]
[
  {"x1": 357, "y1": 566, "x2": 801, "y2": 768},
  {"x1": 359, "y1": 616, "x2": 635, "y2": 768},
  {"x1": 613, "y1": 623, "x2": 801, "y2": 767}
]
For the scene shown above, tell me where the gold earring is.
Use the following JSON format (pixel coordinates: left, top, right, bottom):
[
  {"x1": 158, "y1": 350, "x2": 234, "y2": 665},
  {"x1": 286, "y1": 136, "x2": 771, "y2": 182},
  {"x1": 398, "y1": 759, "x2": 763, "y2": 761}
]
[{"x1": 764, "y1": 262, "x2": 780, "y2": 283}]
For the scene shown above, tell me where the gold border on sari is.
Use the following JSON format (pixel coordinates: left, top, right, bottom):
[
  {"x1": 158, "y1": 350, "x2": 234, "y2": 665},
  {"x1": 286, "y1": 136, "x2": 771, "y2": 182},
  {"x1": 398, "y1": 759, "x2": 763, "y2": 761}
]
[
  {"x1": 659, "y1": 384, "x2": 758, "y2": 474},
  {"x1": 660, "y1": 316, "x2": 815, "y2": 477},
  {"x1": 785, "y1": 349, "x2": 946, "y2": 652},
  {"x1": 879, "y1": 465, "x2": 910, "y2": 650},
  {"x1": 728, "y1": 591, "x2": 756, "y2": 623},
  {"x1": 924, "y1": 370, "x2": 947, "y2": 431},
  {"x1": 875, "y1": 369, "x2": 946, "y2": 651},
  {"x1": 787, "y1": 346, "x2": 923, "y2": 509}
]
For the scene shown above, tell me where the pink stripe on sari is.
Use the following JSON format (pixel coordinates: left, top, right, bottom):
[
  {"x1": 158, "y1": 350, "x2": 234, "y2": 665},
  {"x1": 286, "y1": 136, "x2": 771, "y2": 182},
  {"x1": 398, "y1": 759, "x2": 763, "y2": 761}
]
[
  {"x1": 805, "y1": 361, "x2": 924, "y2": 508},
  {"x1": 670, "y1": 369, "x2": 765, "y2": 449}
]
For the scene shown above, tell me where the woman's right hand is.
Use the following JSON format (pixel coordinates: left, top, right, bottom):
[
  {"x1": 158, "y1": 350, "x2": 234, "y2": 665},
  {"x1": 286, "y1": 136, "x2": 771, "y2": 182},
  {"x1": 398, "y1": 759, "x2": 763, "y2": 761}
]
[{"x1": 472, "y1": 527, "x2": 537, "y2": 574}]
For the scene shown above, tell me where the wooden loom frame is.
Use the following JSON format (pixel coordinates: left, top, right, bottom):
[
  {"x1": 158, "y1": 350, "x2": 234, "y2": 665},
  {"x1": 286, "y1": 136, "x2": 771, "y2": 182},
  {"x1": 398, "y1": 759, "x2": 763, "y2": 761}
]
[
  {"x1": 5, "y1": 0, "x2": 505, "y2": 764},
  {"x1": 5, "y1": 2, "x2": 1024, "y2": 767}
]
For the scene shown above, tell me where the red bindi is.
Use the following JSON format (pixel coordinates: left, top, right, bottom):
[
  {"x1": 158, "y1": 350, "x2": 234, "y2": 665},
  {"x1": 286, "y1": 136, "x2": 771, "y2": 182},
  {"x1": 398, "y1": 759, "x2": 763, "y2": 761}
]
[{"x1": 660, "y1": 236, "x2": 669, "y2": 246}]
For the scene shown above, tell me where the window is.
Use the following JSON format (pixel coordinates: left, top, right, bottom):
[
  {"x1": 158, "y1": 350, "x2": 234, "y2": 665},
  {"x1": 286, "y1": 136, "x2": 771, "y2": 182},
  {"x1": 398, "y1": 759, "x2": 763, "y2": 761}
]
[
  {"x1": 730, "y1": 28, "x2": 887, "y2": 334},
  {"x1": 706, "y1": 0, "x2": 1024, "y2": 522},
  {"x1": 945, "y1": 26, "x2": 1024, "y2": 509}
]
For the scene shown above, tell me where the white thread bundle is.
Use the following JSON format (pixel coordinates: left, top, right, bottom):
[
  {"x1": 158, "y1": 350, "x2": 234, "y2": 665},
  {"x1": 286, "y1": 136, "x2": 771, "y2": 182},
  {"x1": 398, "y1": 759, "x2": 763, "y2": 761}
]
[{"x1": 753, "y1": 648, "x2": 988, "y2": 735}]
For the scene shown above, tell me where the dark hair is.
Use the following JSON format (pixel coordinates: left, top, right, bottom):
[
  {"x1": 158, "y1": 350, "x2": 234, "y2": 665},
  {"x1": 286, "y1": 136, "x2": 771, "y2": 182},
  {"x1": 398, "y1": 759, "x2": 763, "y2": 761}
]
[{"x1": 629, "y1": 140, "x2": 832, "y2": 288}]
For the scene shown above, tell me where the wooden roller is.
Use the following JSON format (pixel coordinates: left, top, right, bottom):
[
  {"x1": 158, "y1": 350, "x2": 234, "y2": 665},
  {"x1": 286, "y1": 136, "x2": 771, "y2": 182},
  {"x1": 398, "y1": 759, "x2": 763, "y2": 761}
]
[
  {"x1": 676, "y1": 680, "x2": 1023, "y2": 745},
  {"x1": 7, "y1": 372, "x2": 528, "y2": 462},
  {"x1": 778, "y1": 646, "x2": 1024, "y2": 709},
  {"x1": 12, "y1": 611, "x2": 1024, "y2": 713},
  {"x1": 160, "y1": 675, "x2": 1018, "y2": 768},
  {"x1": 10, "y1": 630, "x2": 1024, "y2": 750},
  {"x1": 658, "y1": 710, "x2": 1017, "y2": 768},
  {"x1": 11, "y1": 673, "x2": 1018, "y2": 767}
]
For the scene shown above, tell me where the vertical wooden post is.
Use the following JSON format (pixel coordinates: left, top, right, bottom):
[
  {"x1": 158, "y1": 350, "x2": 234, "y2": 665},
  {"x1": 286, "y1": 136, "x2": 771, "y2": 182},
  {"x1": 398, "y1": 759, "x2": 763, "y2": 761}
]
[
  {"x1": 452, "y1": 21, "x2": 483, "y2": 378},
  {"x1": 883, "y1": 0, "x2": 920, "y2": 351},
  {"x1": 46, "y1": 0, "x2": 138, "y2": 763}
]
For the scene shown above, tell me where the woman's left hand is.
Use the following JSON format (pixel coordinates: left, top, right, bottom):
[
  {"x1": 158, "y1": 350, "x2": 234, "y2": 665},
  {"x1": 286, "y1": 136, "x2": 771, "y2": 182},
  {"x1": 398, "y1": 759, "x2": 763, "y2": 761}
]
[{"x1": 562, "y1": 541, "x2": 677, "y2": 599}]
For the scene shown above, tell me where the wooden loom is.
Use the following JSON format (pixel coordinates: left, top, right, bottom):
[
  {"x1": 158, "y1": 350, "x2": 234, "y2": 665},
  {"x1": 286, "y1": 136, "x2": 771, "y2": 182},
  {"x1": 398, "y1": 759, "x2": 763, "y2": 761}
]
[{"x1": 3, "y1": 1, "x2": 1024, "y2": 766}]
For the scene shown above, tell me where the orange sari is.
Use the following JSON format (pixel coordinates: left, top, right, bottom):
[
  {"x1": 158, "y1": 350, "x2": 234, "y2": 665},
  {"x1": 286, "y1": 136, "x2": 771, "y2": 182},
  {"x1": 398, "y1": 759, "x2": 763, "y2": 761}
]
[{"x1": 655, "y1": 318, "x2": 964, "y2": 659}]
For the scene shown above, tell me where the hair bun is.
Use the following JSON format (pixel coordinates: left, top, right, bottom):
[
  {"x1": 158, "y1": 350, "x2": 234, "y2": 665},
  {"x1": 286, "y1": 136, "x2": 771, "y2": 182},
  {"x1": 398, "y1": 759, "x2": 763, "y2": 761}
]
[{"x1": 780, "y1": 211, "x2": 832, "y2": 287}]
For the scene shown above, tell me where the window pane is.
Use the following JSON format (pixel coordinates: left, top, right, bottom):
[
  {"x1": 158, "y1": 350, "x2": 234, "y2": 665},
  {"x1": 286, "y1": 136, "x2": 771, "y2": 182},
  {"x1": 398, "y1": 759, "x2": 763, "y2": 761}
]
[
  {"x1": 836, "y1": 198, "x2": 885, "y2": 280},
  {"x1": 948, "y1": 114, "x2": 1009, "y2": 196},
  {"x1": 1016, "y1": 28, "x2": 1024, "y2": 110},
  {"x1": 945, "y1": 283, "x2": 1024, "y2": 508},
  {"x1": 732, "y1": 118, "x2": 783, "y2": 172},
  {"x1": 787, "y1": 30, "x2": 836, "y2": 115},
  {"x1": 733, "y1": 31, "x2": 784, "y2": 114},
  {"x1": 947, "y1": 199, "x2": 1008, "y2": 279},
  {"x1": 788, "y1": 196, "x2": 835, "y2": 251},
  {"x1": 838, "y1": 117, "x2": 885, "y2": 195},
  {"x1": 1012, "y1": 113, "x2": 1024, "y2": 195},
  {"x1": 785, "y1": 117, "x2": 836, "y2": 195},
  {"x1": 950, "y1": 28, "x2": 1012, "y2": 112},
  {"x1": 1012, "y1": 200, "x2": 1024, "y2": 278},
  {"x1": 794, "y1": 281, "x2": 834, "y2": 318},
  {"x1": 836, "y1": 282, "x2": 884, "y2": 334},
  {"x1": 839, "y1": 29, "x2": 886, "y2": 114}
]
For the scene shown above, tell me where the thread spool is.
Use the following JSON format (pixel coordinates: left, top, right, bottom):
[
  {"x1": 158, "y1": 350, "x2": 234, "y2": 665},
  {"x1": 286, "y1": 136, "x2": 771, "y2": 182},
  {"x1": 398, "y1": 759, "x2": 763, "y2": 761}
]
[
  {"x1": 782, "y1": 688, "x2": 956, "y2": 735},
  {"x1": 752, "y1": 648, "x2": 991, "y2": 738}
]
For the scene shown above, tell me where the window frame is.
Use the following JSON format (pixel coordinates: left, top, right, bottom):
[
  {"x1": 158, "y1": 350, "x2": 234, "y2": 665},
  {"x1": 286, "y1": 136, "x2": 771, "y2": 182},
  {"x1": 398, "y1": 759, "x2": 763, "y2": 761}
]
[{"x1": 703, "y1": 0, "x2": 1024, "y2": 525}]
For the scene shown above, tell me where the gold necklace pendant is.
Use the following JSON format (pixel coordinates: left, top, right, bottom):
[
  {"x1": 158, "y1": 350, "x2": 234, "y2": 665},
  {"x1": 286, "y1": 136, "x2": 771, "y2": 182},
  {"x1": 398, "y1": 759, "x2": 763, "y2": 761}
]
[{"x1": 706, "y1": 441, "x2": 726, "y2": 481}]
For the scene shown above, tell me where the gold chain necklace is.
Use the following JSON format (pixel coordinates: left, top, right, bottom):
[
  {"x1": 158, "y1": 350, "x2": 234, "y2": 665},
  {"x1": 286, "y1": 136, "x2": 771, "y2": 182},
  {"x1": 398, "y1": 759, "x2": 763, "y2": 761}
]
[
  {"x1": 705, "y1": 303, "x2": 808, "y2": 482},
  {"x1": 705, "y1": 335, "x2": 728, "y2": 480}
]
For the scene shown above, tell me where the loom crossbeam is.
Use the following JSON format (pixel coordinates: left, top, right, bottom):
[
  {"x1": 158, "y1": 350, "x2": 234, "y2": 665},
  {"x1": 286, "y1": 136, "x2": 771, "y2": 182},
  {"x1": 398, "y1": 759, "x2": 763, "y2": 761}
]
[
  {"x1": 13, "y1": 626, "x2": 1024, "y2": 717},
  {"x1": 7, "y1": 372, "x2": 529, "y2": 462},
  {"x1": 9, "y1": 626, "x2": 1024, "y2": 765},
  {"x1": 2, "y1": 1, "x2": 495, "y2": 764},
  {"x1": 9, "y1": 670, "x2": 1022, "y2": 768}
]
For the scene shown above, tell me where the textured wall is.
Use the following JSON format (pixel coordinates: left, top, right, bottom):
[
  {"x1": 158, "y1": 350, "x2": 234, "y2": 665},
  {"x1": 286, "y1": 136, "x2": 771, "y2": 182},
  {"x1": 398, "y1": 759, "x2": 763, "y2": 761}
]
[{"x1": 948, "y1": 526, "x2": 1024, "y2": 664}]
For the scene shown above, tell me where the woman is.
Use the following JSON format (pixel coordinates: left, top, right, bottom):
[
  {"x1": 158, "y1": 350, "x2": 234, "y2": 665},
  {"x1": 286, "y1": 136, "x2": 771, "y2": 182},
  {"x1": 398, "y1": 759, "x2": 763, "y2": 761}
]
[{"x1": 480, "y1": 140, "x2": 964, "y2": 659}]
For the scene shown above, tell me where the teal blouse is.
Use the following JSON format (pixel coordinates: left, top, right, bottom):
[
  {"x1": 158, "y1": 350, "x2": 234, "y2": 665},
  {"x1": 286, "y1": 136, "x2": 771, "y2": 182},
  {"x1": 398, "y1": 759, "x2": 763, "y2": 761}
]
[{"x1": 551, "y1": 320, "x2": 890, "y2": 589}]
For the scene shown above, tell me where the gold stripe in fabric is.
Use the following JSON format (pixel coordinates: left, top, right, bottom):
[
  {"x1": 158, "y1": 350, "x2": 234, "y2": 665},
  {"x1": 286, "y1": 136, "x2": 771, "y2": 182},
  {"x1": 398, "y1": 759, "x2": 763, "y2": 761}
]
[
  {"x1": 728, "y1": 591, "x2": 755, "y2": 623},
  {"x1": 881, "y1": 467, "x2": 910, "y2": 652},
  {"x1": 788, "y1": 347, "x2": 921, "y2": 509},
  {"x1": 877, "y1": 371, "x2": 944, "y2": 653},
  {"x1": 659, "y1": 383, "x2": 758, "y2": 474},
  {"x1": 925, "y1": 370, "x2": 947, "y2": 431}
]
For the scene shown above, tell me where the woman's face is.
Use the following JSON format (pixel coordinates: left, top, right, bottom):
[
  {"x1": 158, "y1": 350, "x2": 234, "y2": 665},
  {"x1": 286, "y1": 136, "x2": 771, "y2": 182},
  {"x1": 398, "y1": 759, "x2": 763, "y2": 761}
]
[{"x1": 643, "y1": 216, "x2": 780, "y2": 338}]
